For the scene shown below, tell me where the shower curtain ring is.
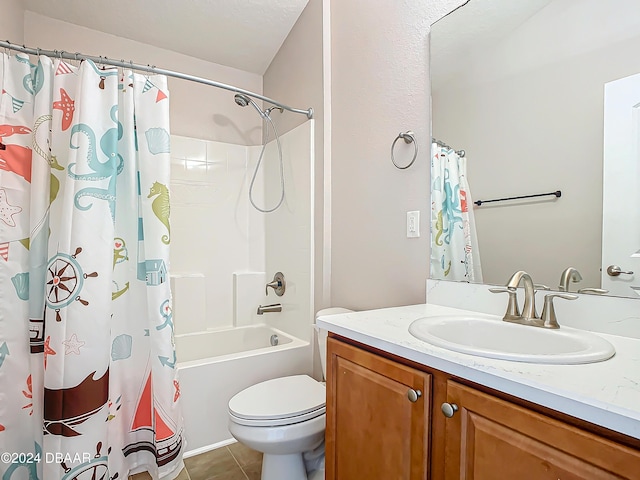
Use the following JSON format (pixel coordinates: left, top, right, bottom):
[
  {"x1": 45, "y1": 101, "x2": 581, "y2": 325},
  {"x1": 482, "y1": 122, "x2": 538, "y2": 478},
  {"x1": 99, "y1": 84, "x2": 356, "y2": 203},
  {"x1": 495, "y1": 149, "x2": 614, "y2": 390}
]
[{"x1": 391, "y1": 130, "x2": 418, "y2": 169}]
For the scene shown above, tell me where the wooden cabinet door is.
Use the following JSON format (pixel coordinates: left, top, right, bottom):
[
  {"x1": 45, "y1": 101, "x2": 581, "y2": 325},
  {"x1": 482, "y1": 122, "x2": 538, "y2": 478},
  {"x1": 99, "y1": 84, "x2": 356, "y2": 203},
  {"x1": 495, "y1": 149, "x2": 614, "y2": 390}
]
[
  {"x1": 443, "y1": 381, "x2": 640, "y2": 479},
  {"x1": 326, "y1": 337, "x2": 431, "y2": 480}
]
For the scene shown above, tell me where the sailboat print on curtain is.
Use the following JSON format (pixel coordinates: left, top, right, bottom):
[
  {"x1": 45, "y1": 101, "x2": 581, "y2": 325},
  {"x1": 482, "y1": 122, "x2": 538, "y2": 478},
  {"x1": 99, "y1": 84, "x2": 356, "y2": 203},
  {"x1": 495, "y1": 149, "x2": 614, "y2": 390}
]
[{"x1": 123, "y1": 368, "x2": 183, "y2": 466}]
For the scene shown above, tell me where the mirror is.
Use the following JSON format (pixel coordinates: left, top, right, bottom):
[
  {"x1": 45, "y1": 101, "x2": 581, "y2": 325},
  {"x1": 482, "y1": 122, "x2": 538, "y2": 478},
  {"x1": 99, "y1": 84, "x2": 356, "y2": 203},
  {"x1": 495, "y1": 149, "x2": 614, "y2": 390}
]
[{"x1": 430, "y1": 0, "x2": 640, "y2": 299}]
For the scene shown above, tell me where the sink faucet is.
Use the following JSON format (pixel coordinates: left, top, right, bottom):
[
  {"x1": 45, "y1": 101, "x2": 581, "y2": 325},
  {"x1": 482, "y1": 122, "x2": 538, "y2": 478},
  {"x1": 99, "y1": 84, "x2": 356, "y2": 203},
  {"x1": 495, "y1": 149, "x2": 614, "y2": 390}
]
[
  {"x1": 558, "y1": 267, "x2": 582, "y2": 292},
  {"x1": 506, "y1": 270, "x2": 538, "y2": 321},
  {"x1": 491, "y1": 270, "x2": 578, "y2": 329}
]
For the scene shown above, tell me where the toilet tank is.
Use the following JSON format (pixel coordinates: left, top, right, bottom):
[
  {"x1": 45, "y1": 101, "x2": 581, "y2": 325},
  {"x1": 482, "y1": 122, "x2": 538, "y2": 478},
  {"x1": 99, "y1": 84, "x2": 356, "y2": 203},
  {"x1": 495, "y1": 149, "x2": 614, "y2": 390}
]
[{"x1": 315, "y1": 308, "x2": 354, "y2": 379}]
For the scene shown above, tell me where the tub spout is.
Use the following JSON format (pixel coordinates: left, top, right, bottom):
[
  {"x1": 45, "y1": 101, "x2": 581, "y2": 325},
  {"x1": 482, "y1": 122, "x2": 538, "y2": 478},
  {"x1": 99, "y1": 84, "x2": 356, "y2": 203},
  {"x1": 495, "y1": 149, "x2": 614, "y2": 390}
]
[{"x1": 257, "y1": 303, "x2": 282, "y2": 315}]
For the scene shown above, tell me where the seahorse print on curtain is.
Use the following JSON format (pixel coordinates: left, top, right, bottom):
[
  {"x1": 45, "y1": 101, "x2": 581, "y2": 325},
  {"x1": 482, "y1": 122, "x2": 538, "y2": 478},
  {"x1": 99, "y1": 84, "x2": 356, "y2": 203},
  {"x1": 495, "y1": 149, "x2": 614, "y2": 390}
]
[{"x1": 148, "y1": 181, "x2": 170, "y2": 245}]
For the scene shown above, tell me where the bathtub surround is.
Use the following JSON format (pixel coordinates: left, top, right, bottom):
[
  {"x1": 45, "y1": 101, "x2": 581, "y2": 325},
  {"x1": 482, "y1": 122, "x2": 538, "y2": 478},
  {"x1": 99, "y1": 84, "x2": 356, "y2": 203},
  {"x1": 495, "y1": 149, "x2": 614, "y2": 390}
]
[
  {"x1": 170, "y1": 136, "x2": 265, "y2": 332},
  {"x1": 171, "y1": 274, "x2": 207, "y2": 335},
  {"x1": 0, "y1": 55, "x2": 183, "y2": 478},
  {"x1": 171, "y1": 122, "x2": 314, "y2": 455},
  {"x1": 234, "y1": 272, "x2": 267, "y2": 327},
  {"x1": 170, "y1": 121, "x2": 314, "y2": 340}
]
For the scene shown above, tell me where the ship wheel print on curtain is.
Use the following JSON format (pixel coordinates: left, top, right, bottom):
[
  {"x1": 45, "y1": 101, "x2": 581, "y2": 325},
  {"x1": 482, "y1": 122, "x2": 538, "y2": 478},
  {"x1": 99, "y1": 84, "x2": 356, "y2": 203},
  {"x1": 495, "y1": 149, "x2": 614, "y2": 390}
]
[
  {"x1": 57, "y1": 442, "x2": 111, "y2": 480},
  {"x1": 46, "y1": 246, "x2": 98, "y2": 322}
]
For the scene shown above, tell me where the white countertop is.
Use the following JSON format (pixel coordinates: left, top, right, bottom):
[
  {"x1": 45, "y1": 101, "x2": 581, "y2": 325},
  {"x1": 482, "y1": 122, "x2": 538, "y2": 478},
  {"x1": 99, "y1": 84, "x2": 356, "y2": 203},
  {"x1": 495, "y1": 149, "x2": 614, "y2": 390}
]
[{"x1": 317, "y1": 303, "x2": 640, "y2": 440}]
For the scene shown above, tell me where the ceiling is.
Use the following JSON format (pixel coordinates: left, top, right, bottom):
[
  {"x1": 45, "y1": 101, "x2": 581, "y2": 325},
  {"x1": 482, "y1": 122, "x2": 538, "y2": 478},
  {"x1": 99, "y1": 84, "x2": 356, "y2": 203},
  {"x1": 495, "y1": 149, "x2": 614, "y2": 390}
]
[
  {"x1": 430, "y1": 0, "x2": 553, "y2": 87},
  {"x1": 431, "y1": 0, "x2": 640, "y2": 90},
  {"x1": 24, "y1": 0, "x2": 309, "y2": 75}
]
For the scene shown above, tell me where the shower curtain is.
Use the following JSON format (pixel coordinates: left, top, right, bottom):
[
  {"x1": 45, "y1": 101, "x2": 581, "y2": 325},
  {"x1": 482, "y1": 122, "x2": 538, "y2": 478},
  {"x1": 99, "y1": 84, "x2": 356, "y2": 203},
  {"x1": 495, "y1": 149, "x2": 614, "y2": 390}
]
[
  {"x1": 430, "y1": 142, "x2": 483, "y2": 282},
  {"x1": 0, "y1": 53, "x2": 183, "y2": 479}
]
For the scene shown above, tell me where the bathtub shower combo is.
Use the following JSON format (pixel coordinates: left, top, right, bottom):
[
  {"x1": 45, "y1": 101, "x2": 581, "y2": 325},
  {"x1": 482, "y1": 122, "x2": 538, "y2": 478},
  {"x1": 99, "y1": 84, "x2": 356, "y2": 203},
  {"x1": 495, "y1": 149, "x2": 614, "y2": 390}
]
[
  {"x1": 0, "y1": 39, "x2": 315, "y2": 480},
  {"x1": 170, "y1": 112, "x2": 315, "y2": 455}
]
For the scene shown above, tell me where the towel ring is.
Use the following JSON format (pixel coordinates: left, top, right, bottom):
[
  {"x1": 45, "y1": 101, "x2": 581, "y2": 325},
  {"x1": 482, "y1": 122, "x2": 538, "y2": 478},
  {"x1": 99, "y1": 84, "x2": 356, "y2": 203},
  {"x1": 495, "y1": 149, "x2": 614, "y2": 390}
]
[{"x1": 391, "y1": 131, "x2": 418, "y2": 169}]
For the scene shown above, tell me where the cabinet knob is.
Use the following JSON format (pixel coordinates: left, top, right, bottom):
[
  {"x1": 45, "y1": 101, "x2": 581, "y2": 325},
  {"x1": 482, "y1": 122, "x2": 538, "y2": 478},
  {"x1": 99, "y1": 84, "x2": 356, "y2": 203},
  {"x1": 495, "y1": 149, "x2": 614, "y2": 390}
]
[
  {"x1": 441, "y1": 402, "x2": 459, "y2": 418},
  {"x1": 407, "y1": 388, "x2": 422, "y2": 403}
]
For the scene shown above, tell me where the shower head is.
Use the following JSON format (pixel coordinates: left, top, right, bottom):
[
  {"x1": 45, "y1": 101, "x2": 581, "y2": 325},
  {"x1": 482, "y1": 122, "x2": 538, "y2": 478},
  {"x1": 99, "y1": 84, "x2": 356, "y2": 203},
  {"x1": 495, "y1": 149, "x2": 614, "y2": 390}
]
[
  {"x1": 234, "y1": 93, "x2": 250, "y2": 107},
  {"x1": 234, "y1": 93, "x2": 267, "y2": 118}
]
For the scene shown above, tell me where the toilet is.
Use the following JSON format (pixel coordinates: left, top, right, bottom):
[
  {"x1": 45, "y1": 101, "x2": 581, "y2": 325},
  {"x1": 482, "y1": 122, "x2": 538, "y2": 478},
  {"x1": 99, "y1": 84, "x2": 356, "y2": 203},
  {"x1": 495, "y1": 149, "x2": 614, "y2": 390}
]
[{"x1": 227, "y1": 308, "x2": 353, "y2": 480}]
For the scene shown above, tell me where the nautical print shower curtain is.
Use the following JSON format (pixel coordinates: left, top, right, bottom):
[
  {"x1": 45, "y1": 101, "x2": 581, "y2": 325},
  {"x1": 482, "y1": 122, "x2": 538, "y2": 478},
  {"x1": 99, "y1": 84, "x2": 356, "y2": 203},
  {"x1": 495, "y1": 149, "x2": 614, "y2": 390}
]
[
  {"x1": 430, "y1": 142, "x2": 483, "y2": 282},
  {"x1": 0, "y1": 53, "x2": 183, "y2": 480}
]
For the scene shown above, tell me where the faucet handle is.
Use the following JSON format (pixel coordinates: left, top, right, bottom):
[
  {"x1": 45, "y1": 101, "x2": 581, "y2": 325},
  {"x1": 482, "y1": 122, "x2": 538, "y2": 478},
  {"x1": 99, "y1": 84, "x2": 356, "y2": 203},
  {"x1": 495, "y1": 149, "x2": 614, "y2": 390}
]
[
  {"x1": 576, "y1": 288, "x2": 609, "y2": 295},
  {"x1": 534, "y1": 284, "x2": 550, "y2": 290},
  {"x1": 265, "y1": 272, "x2": 286, "y2": 296},
  {"x1": 540, "y1": 293, "x2": 578, "y2": 329},
  {"x1": 489, "y1": 287, "x2": 520, "y2": 321}
]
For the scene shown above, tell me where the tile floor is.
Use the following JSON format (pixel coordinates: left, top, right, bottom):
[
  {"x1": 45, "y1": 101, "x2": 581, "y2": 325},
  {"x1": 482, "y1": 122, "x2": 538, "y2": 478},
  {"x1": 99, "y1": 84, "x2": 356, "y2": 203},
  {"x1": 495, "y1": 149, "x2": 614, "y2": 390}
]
[{"x1": 130, "y1": 442, "x2": 262, "y2": 480}]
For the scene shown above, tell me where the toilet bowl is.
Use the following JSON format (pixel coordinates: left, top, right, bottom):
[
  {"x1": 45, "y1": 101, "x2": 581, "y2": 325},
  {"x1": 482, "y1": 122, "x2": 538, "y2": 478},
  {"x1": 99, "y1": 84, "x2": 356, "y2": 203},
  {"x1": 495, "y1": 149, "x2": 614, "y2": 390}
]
[{"x1": 227, "y1": 308, "x2": 353, "y2": 480}]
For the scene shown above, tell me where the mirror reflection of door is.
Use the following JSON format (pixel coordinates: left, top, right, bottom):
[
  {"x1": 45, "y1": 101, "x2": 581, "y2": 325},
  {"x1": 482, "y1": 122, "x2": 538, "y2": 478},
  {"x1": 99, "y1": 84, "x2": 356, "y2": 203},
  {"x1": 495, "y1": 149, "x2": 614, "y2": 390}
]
[
  {"x1": 602, "y1": 73, "x2": 640, "y2": 297},
  {"x1": 430, "y1": 0, "x2": 640, "y2": 299}
]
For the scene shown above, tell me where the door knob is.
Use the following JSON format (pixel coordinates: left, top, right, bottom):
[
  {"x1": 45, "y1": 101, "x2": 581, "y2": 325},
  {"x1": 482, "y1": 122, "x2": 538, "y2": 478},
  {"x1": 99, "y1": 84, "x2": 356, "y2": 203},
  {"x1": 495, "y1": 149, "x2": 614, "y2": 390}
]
[
  {"x1": 407, "y1": 388, "x2": 422, "y2": 403},
  {"x1": 441, "y1": 402, "x2": 459, "y2": 418},
  {"x1": 606, "y1": 265, "x2": 634, "y2": 277}
]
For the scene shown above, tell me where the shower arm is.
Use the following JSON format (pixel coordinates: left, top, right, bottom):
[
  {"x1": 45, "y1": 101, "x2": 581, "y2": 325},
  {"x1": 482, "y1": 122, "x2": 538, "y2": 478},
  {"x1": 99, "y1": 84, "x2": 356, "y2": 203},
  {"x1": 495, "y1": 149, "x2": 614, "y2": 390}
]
[{"x1": 0, "y1": 40, "x2": 314, "y2": 119}]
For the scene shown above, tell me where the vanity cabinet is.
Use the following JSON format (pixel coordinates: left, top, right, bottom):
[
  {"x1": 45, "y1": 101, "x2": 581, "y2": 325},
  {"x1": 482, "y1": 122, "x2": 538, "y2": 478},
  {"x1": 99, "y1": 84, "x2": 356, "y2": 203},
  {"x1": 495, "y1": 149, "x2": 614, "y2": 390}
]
[
  {"x1": 443, "y1": 381, "x2": 640, "y2": 479},
  {"x1": 326, "y1": 335, "x2": 640, "y2": 480},
  {"x1": 325, "y1": 337, "x2": 431, "y2": 480}
]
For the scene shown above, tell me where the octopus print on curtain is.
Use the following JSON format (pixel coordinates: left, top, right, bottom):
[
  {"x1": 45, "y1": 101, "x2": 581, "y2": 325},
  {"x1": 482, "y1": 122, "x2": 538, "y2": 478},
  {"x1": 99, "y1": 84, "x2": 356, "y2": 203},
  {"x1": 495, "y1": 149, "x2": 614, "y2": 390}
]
[
  {"x1": 0, "y1": 52, "x2": 183, "y2": 480},
  {"x1": 430, "y1": 143, "x2": 483, "y2": 283}
]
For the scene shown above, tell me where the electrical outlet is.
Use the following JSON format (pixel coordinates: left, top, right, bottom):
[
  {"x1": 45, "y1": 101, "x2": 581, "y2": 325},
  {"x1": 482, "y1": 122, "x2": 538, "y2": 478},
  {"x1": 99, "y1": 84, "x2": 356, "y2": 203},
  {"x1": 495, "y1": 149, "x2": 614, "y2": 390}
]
[{"x1": 407, "y1": 211, "x2": 420, "y2": 238}]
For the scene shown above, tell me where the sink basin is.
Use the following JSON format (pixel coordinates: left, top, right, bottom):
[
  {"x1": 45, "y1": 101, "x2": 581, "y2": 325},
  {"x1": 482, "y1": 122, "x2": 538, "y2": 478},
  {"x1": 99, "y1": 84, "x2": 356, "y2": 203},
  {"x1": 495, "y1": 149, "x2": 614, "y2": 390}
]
[{"x1": 408, "y1": 315, "x2": 615, "y2": 364}]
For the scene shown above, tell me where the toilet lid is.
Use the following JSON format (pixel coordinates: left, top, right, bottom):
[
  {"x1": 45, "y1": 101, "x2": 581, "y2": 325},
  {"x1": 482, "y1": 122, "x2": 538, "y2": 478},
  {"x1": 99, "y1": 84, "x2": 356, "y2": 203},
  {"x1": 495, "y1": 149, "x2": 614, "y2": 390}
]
[{"x1": 229, "y1": 375, "x2": 326, "y2": 421}]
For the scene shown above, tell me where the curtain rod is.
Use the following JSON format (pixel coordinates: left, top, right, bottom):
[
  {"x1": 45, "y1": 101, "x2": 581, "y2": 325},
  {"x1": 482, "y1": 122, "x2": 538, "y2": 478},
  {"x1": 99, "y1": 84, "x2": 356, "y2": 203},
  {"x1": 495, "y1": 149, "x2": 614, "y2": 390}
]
[
  {"x1": 0, "y1": 40, "x2": 313, "y2": 119},
  {"x1": 432, "y1": 137, "x2": 465, "y2": 157}
]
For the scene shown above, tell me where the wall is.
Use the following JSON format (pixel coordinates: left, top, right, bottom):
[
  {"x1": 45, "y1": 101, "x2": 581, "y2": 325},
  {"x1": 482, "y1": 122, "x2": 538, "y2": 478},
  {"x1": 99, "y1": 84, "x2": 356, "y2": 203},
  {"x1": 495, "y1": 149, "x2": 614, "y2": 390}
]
[
  {"x1": 328, "y1": 0, "x2": 463, "y2": 310},
  {"x1": 23, "y1": 11, "x2": 263, "y2": 146},
  {"x1": 263, "y1": 0, "x2": 326, "y2": 311},
  {"x1": 1, "y1": 0, "x2": 24, "y2": 44},
  {"x1": 432, "y1": 1, "x2": 640, "y2": 289}
]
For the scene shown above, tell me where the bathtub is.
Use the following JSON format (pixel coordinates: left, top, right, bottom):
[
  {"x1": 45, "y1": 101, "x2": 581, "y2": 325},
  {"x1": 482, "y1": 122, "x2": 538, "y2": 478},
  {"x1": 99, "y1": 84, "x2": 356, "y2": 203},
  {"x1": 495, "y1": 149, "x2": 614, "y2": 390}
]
[{"x1": 176, "y1": 324, "x2": 312, "y2": 456}]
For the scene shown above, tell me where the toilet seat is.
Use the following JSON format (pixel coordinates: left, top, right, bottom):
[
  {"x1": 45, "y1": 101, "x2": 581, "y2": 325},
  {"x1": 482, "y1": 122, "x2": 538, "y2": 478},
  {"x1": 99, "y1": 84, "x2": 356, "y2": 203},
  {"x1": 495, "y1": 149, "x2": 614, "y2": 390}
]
[{"x1": 229, "y1": 375, "x2": 326, "y2": 427}]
